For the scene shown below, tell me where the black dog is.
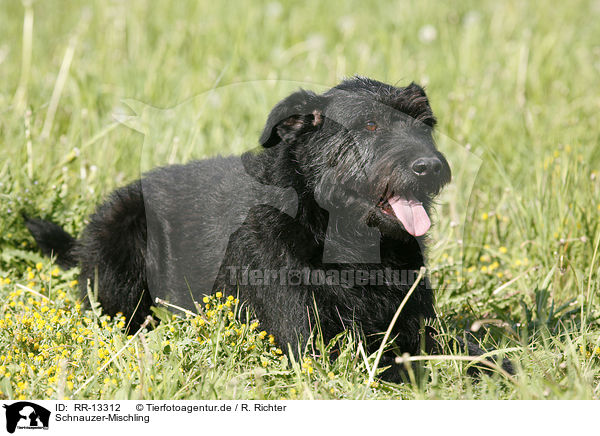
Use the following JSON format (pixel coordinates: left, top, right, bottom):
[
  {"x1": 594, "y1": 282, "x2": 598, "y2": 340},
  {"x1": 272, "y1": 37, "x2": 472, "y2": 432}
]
[{"x1": 26, "y1": 77, "x2": 507, "y2": 381}]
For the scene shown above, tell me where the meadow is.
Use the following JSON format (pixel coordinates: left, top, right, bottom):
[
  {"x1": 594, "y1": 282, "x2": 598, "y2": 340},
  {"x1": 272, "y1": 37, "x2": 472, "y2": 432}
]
[{"x1": 0, "y1": 0, "x2": 599, "y2": 399}]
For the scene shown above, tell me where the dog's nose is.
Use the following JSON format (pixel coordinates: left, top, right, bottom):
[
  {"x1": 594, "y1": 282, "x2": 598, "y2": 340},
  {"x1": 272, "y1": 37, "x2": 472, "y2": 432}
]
[{"x1": 411, "y1": 157, "x2": 442, "y2": 177}]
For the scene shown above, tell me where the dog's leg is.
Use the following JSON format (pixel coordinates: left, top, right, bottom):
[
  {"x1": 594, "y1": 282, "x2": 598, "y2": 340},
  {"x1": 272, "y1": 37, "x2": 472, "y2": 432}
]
[{"x1": 425, "y1": 326, "x2": 515, "y2": 376}]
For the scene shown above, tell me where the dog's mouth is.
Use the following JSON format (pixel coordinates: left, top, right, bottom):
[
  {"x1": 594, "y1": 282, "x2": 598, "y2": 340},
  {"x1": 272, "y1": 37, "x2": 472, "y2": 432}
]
[{"x1": 377, "y1": 192, "x2": 431, "y2": 237}]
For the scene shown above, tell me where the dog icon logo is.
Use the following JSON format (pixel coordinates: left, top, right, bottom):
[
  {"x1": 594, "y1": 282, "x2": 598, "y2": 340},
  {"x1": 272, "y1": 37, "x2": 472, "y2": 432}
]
[{"x1": 2, "y1": 402, "x2": 50, "y2": 433}]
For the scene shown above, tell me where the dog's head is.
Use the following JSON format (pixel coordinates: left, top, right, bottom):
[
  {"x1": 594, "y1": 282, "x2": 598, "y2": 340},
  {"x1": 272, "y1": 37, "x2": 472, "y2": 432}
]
[{"x1": 258, "y1": 76, "x2": 451, "y2": 240}]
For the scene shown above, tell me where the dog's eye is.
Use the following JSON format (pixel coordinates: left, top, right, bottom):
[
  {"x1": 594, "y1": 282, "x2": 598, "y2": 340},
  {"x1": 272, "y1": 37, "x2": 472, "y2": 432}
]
[{"x1": 365, "y1": 121, "x2": 377, "y2": 132}]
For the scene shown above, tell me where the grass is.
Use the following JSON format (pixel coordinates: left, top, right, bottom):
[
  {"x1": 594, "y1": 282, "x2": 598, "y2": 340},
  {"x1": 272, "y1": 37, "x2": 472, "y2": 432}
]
[{"x1": 0, "y1": 0, "x2": 599, "y2": 399}]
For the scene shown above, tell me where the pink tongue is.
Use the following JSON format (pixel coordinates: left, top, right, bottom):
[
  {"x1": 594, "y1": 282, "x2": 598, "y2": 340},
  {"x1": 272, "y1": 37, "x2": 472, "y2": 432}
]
[{"x1": 388, "y1": 195, "x2": 431, "y2": 237}]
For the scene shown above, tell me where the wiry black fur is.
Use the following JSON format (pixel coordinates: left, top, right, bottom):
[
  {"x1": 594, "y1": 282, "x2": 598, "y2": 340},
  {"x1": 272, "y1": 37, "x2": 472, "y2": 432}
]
[{"x1": 26, "y1": 77, "x2": 511, "y2": 381}]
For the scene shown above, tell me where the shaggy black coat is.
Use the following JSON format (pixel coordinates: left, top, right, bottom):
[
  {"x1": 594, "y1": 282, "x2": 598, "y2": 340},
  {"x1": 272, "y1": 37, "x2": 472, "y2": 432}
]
[{"x1": 26, "y1": 77, "x2": 507, "y2": 381}]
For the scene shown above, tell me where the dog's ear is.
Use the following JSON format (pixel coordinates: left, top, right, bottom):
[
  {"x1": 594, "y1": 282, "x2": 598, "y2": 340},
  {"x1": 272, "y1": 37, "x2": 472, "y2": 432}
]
[
  {"x1": 259, "y1": 89, "x2": 325, "y2": 147},
  {"x1": 401, "y1": 82, "x2": 436, "y2": 127}
]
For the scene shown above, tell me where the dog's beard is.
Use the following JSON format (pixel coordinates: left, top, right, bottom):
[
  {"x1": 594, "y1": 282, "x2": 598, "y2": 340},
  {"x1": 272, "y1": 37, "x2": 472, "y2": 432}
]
[{"x1": 313, "y1": 165, "x2": 436, "y2": 239}]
